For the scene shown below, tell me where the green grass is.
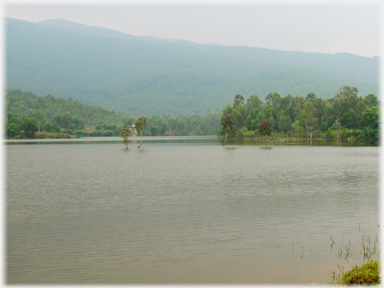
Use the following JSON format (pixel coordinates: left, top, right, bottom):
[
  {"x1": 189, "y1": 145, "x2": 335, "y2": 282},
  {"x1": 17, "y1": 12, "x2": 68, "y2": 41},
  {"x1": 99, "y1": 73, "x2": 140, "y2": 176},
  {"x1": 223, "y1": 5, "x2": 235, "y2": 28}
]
[{"x1": 332, "y1": 260, "x2": 380, "y2": 285}]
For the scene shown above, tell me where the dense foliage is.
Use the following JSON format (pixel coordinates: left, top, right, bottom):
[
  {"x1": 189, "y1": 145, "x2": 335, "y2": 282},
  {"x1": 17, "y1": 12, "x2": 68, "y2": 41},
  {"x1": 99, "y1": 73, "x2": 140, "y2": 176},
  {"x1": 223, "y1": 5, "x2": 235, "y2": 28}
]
[
  {"x1": 219, "y1": 86, "x2": 379, "y2": 141},
  {"x1": 5, "y1": 89, "x2": 221, "y2": 139},
  {"x1": 6, "y1": 17, "x2": 378, "y2": 116}
]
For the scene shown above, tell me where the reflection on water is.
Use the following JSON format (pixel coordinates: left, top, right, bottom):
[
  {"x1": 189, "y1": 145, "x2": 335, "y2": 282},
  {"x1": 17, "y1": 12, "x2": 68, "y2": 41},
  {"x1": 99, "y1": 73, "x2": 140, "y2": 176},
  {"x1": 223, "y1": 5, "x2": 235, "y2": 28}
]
[{"x1": 6, "y1": 137, "x2": 379, "y2": 284}]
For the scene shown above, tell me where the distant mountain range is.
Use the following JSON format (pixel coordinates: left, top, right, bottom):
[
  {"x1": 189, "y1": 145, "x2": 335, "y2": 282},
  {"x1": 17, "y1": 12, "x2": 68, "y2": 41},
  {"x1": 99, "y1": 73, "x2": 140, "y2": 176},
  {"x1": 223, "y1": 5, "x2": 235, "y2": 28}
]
[{"x1": 5, "y1": 17, "x2": 379, "y2": 116}]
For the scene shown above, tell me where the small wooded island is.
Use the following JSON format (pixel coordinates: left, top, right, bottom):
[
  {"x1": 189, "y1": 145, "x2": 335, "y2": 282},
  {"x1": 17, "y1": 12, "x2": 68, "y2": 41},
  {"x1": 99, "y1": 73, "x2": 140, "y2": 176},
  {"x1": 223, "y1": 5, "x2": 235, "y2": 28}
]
[{"x1": 5, "y1": 86, "x2": 379, "y2": 146}]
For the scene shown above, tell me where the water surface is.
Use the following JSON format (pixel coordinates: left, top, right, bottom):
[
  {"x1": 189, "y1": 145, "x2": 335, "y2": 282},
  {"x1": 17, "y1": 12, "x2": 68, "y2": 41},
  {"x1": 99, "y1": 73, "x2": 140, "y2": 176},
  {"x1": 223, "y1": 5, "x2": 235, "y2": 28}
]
[{"x1": 6, "y1": 136, "x2": 379, "y2": 284}]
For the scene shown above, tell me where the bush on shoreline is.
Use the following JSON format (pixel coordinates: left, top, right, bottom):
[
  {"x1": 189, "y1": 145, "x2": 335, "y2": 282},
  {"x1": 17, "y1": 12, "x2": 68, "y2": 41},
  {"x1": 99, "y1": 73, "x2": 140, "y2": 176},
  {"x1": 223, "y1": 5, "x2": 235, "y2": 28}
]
[{"x1": 331, "y1": 260, "x2": 380, "y2": 285}]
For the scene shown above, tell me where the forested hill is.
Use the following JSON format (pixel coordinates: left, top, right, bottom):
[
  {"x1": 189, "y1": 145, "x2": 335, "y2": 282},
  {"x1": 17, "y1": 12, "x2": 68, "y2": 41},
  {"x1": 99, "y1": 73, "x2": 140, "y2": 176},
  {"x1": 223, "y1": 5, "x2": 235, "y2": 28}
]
[{"x1": 6, "y1": 17, "x2": 379, "y2": 117}]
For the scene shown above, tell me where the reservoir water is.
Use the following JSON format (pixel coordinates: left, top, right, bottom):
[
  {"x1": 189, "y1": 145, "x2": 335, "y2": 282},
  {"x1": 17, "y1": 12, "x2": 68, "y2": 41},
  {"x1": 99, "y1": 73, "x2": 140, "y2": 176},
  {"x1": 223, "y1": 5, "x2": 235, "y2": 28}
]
[{"x1": 6, "y1": 136, "x2": 379, "y2": 284}]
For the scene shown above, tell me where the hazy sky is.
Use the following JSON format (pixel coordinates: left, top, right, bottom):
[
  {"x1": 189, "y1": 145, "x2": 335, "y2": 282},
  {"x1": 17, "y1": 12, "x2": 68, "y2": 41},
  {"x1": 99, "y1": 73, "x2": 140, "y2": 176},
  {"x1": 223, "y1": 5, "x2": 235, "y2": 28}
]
[{"x1": 4, "y1": 1, "x2": 381, "y2": 57}]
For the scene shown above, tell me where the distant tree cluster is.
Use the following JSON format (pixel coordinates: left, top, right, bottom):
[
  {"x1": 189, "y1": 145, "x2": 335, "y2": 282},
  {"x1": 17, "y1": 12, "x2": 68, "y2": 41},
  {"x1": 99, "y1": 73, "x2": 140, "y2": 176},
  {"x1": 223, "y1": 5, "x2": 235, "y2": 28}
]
[
  {"x1": 220, "y1": 86, "x2": 379, "y2": 141},
  {"x1": 5, "y1": 89, "x2": 221, "y2": 139}
]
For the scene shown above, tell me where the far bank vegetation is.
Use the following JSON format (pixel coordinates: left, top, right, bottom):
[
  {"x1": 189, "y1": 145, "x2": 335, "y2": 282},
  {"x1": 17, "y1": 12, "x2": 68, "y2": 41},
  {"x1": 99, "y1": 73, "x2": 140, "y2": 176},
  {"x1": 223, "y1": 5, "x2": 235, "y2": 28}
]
[
  {"x1": 5, "y1": 86, "x2": 379, "y2": 143},
  {"x1": 219, "y1": 86, "x2": 379, "y2": 144}
]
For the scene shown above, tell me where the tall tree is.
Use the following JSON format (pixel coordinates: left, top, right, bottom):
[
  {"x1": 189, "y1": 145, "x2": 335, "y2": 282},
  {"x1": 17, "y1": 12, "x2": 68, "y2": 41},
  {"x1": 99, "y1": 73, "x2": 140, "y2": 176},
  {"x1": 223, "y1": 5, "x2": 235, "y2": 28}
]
[
  {"x1": 280, "y1": 115, "x2": 292, "y2": 137},
  {"x1": 335, "y1": 86, "x2": 359, "y2": 121},
  {"x1": 292, "y1": 95, "x2": 306, "y2": 118},
  {"x1": 332, "y1": 120, "x2": 342, "y2": 140},
  {"x1": 61, "y1": 112, "x2": 72, "y2": 134},
  {"x1": 305, "y1": 92, "x2": 317, "y2": 103},
  {"x1": 221, "y1": 113, "x2": 235, "y2": 146},
  {"x1": 291, "y1": 120, "x2": 300, "y2": 138},
  {"x1": 336, "y1": 86, "x2": 359, "y2": 99},
  {"x1": 246, "y1": 95, "x2": 263, "y2": 111},
  {"x1": 135, "y1": 117, "x2": 147, "y2": 149},
  {"x1": 341, "y1": 108, "x2": 357, "y2": 130},
  {"x1": 21, "y1": 117, "x2": 38, "y2": 138},
  {"x1": 361, "y1": 106, "x2": 379, "y2": 140},
  {"x1": 265, "y1": 91, "x2": 281, "y2": 109},
  {"x1": 303, "y1": 102, "x2": 318, "y2": 139},
  {"x1": 361, "y1": 106, "x2": 379, "y2": 131},
  {"x1": 34, "y1": 109, "x2": 45, "y2": 132},
  {"x1": 280, "y1": 94, "x2": 293, "y2": 112},
  {"x1": 232, "y1": 108, "x2": 244, "y2": 130},
  {"x1": 233, "y1": 94, "x2": 245, "y2": 107},
  {"x1": 364, "y1": 93, "x2": 378, "y2": 108}
]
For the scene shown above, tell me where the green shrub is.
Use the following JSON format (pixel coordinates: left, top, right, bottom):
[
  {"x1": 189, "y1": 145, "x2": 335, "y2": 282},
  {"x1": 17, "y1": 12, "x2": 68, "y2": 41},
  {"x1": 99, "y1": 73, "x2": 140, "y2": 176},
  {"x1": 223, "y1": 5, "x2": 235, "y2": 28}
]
[
  {"x1": 90, "y1": 130, "x2": 102, "y2": 136},
  {"x1": 75, "y1": 130, "x2": 89, "y2": 137},
  {"x1": 103, "y1": 130, "x2": 113, "y2": 136},
  {"x1": 332, "y1": 261, "x2": 380, "y2": 285}
]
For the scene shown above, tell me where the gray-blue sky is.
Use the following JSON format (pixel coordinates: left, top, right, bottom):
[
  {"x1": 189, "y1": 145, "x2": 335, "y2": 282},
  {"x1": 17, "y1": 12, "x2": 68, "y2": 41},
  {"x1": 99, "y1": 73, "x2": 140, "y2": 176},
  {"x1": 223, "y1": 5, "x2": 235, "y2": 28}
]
[{"x1": 4, "y1": 2, "x2": 380, "y2": 57}]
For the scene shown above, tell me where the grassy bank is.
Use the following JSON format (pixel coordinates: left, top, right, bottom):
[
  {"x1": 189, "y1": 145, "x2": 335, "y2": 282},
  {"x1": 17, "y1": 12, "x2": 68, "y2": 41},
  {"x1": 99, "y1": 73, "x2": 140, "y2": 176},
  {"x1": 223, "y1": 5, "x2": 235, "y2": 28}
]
[{"x1": 331, "y1": 260, "x2": 380, "y2": 285}]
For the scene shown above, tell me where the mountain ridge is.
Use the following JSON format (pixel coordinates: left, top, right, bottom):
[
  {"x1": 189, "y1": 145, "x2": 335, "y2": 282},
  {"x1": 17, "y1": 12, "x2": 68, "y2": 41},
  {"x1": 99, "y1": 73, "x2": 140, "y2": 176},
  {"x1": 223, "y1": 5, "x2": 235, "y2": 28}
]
[
  {"x1": 36, "y1": 18, "x2": 378, "y2": 58},
  {"x1": 5, "y1": 17, "x2": 378, "y2": 116}
]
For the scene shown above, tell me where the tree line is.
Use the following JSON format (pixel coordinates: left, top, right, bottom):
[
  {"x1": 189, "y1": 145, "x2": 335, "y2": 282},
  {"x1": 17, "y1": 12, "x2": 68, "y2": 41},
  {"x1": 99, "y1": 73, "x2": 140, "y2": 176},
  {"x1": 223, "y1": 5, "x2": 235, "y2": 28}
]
[
  {"x1": 5, "y1": 89, "x2": 221, "y2": 139},
  {"x1": 5, "y1": 86, "x2": 379, "y2": 142},
  {"x1": 219, "y1": 86, "x2": 379, "y2": 142}
]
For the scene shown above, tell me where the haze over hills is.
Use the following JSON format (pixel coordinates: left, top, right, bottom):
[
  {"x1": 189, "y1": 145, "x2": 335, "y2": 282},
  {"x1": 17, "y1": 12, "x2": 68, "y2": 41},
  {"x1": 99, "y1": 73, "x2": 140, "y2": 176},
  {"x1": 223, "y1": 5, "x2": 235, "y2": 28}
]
[{"x1": 6, "y1": 17, "x2": 379, "y2": 116}]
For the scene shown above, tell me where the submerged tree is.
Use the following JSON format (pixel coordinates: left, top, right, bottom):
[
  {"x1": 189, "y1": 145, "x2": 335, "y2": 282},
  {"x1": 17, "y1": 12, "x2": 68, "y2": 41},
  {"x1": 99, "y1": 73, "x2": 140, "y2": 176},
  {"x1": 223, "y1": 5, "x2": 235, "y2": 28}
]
[
  {"x1": 221, "y1": 113, "x2": 235, "y2": 146},
  {"x1": 119, "y1": 126, "x2": 132, "y2": 149},
  {"x1": 258, "y1": 119, "x2": 272, "y2": 146},
  {"x1": 135, "y1": 117, "x2": 147, "y2": 149}
]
